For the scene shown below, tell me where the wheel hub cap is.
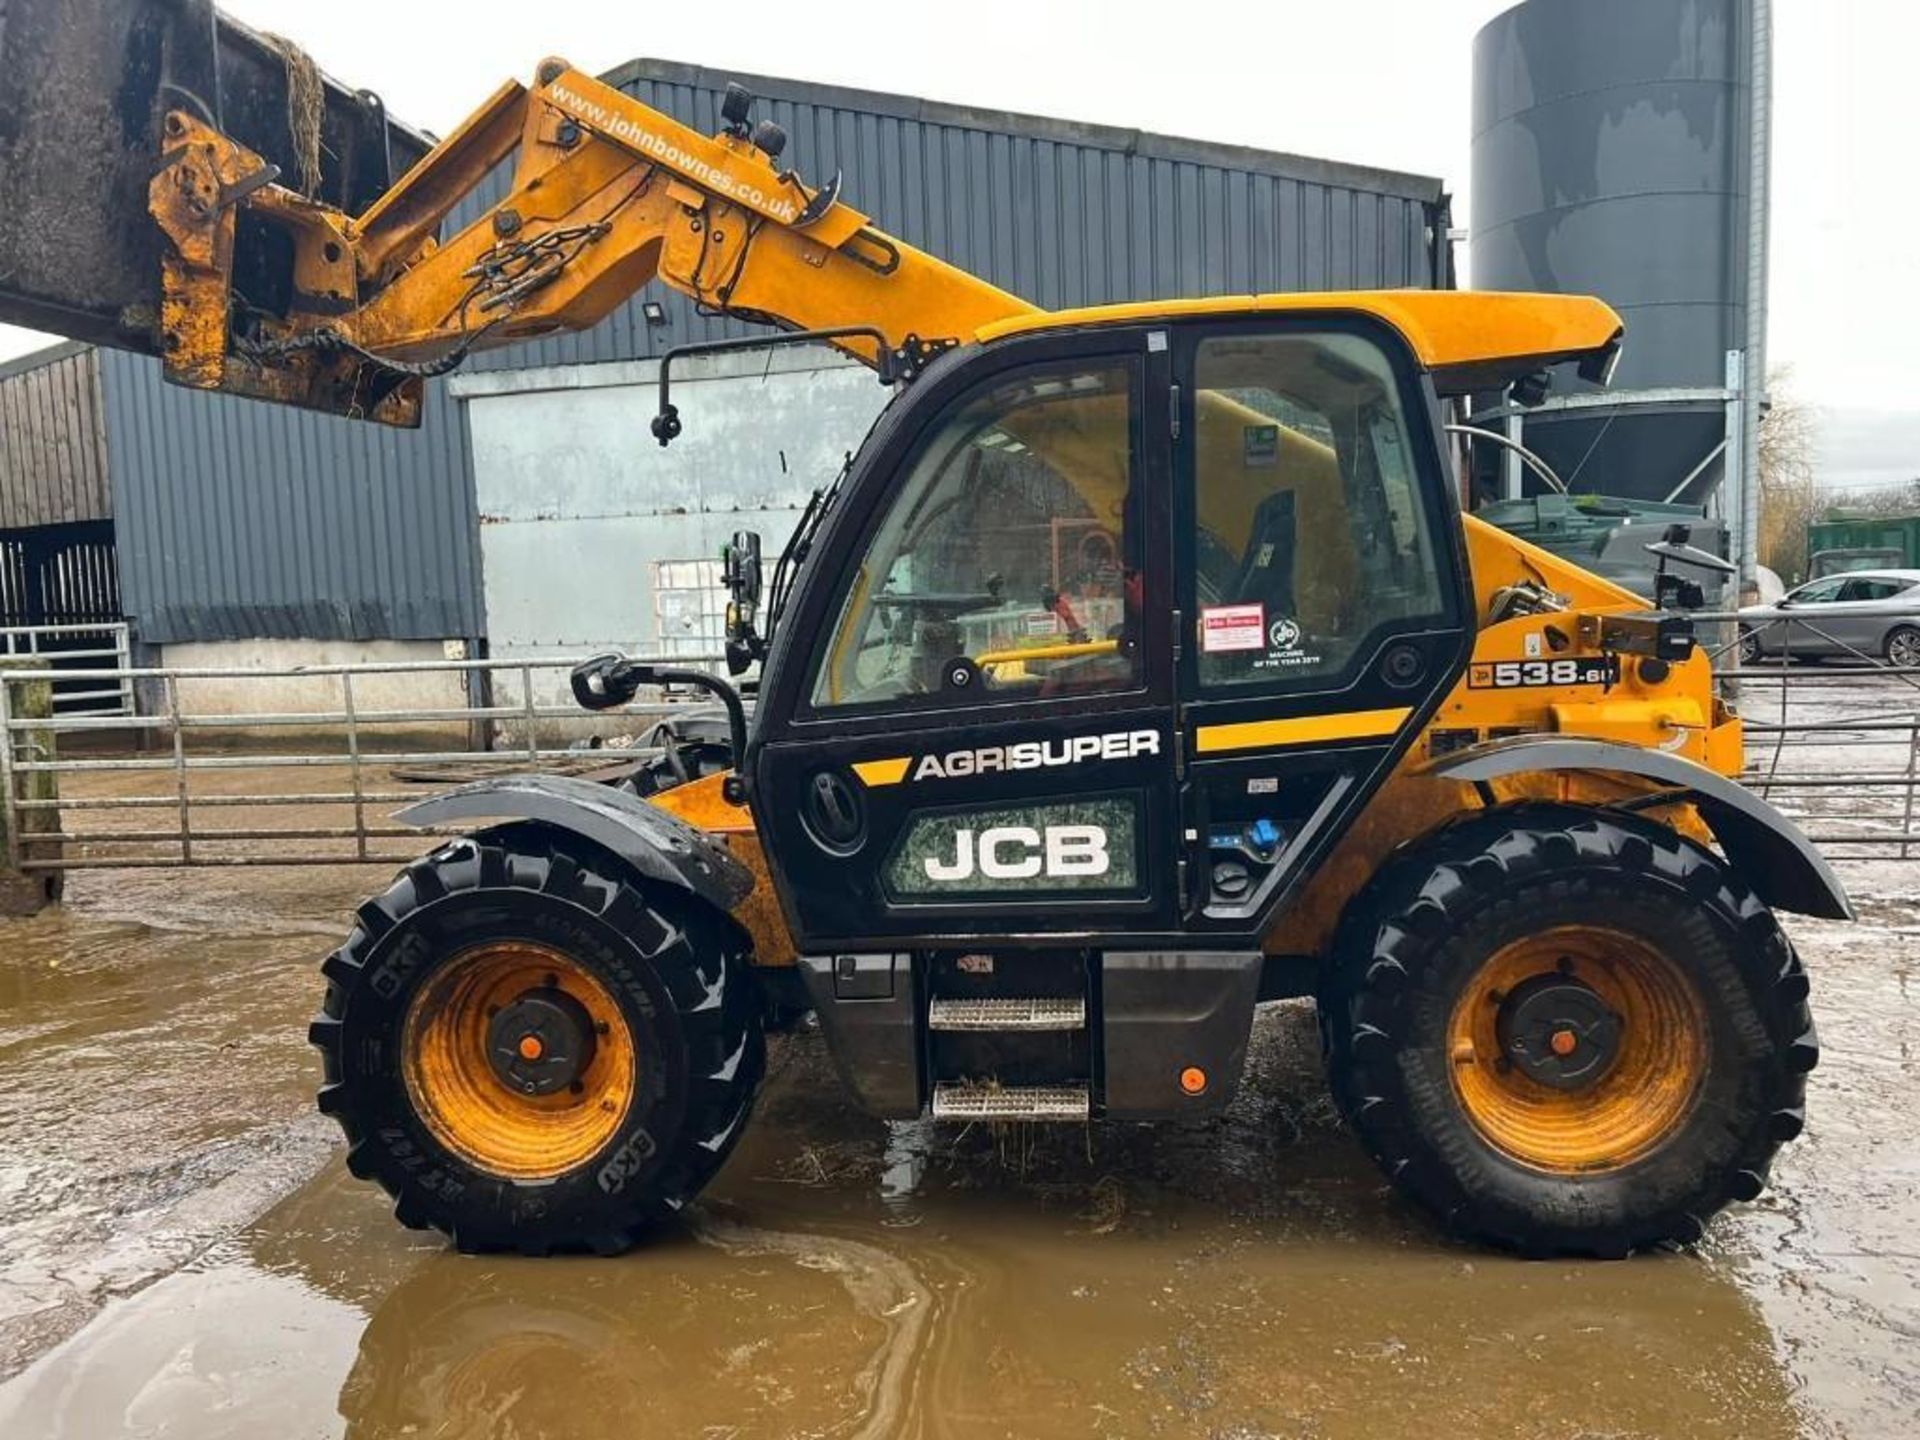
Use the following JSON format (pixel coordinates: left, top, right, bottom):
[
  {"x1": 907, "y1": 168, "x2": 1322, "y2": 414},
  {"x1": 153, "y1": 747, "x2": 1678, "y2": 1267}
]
[
  {"x1": 1445, "y1": 925, "x2": 1711, "y2": 1174},
  {"x1": 401, "y1": 940, "x2": 637, "y2": 1181},
  {"x1": 1496, "y1": 975, "x2": 1621, "y2": 1090},
  {"x1": 487, "y1": 988, "x2": 597, "y2": 1096}
]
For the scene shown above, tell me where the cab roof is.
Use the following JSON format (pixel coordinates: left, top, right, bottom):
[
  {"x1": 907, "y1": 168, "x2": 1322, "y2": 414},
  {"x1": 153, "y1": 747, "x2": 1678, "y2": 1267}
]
[{"x1": 974, "y1": 290, "x2": 1624, "y2": 397}]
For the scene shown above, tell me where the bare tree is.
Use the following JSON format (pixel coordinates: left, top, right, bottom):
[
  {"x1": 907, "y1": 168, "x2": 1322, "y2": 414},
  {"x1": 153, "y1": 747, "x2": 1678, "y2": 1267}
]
[
  {"x1": 1757, "y1": 366, "x2": 1820, "y2": 582},
  {"x1": 1824, "y1": 477, "x2": 1920, "y2": 516}
]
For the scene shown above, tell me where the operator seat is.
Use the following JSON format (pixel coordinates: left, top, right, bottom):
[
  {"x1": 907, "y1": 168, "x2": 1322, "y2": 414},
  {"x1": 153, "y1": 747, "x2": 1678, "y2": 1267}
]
[{"x1": 1228, "y1": 488, "x2": 1299, "y2": 621}]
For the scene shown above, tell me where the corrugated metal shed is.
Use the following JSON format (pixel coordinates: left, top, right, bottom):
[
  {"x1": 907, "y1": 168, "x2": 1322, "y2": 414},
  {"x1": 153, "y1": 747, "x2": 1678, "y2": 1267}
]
[
  {"x1": 463, "y1": 58, "x2": 1453, "y2": 371},
  {"x1": 0, "y1": 343, "x2": 113, "y2": 529},
  {"x1": 99, "y1": 350, "x2": 482, "y2": 643}
]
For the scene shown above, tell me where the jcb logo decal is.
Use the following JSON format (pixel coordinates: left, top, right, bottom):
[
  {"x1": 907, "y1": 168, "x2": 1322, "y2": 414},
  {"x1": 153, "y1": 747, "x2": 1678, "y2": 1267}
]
[
  {"x1": 924, "y1": 825, "x2": 1110, "y2": 883},
  {"x1": 887, "y1": 799, "x2": 1139, "y2": 897}
]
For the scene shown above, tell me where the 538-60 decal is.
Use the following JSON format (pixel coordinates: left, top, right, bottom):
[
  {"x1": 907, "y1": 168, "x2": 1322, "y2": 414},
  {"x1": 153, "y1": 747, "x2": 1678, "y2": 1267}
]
[{"x1": 1469, "y1": 656, "x2": 1621, "y2": 689}]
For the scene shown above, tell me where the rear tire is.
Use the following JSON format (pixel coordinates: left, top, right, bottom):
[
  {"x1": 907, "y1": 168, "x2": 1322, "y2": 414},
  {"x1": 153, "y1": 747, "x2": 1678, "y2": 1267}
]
[
  {"x1": 1887, "y1": 624, "x2": 1920, "y2": 670},
  {"x1": 1320, "y1": 805, "x2": 1816, "y2": 1257},
  {"x1": 310, "y1": 834, "x2": 764, "y2": 1255}
]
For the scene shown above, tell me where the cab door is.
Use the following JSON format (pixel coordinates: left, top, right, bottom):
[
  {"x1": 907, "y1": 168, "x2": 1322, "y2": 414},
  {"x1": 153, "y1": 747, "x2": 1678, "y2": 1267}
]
[
  {"x1": 749, "y1": 329, "x2": 1180, "y2": 951},
  {"x1": 1171, "y1": 319, "x2": 1475, "y2": 937}
]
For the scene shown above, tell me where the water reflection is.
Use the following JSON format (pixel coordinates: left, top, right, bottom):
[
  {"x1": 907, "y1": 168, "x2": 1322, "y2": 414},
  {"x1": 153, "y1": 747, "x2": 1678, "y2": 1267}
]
[
  {"x1": 0, "y1": 1014, "x2": 1814, "y2": 1440},
  {"x1": 879, "y1": 1116, "x2": 933, "y2": 1225},
  {"x1": 322, "y1": 1014, "x2": 1806, "y2": 1439},
  {"x1": 334, "y1": 1233, "x2": 900, "y2": 1439},
  {"x1": 304, "y1": 1189, "x2": 1803, "y2": 1440}
]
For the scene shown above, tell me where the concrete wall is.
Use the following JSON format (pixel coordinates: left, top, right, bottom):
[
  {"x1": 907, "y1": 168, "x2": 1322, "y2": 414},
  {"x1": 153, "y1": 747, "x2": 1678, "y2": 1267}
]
[
  {"x1": 452, "y1": 346, "x2": 889, "y2": 712},
  {"x1": 156, "y1": 638, "x2": 468, "y2": 722}
]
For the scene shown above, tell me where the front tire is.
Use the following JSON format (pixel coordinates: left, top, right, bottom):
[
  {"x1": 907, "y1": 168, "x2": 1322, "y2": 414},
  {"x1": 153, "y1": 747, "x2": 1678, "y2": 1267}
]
[
  {"x1": 310, "y1": 834, "x2": 764, "y2": 1255},
  {"x1": 1320, "y1": 805, "x2": 1817, "y2": 1257}
]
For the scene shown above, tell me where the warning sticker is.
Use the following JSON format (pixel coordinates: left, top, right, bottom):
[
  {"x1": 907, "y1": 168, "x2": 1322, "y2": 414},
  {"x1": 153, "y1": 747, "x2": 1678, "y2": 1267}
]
[
  {"x1": 1244, "y1": 424, "x2": 1280, "y2": 468},
  {"x1": 1201, "y1": 603, "x2": 1266, "y2": 653}
]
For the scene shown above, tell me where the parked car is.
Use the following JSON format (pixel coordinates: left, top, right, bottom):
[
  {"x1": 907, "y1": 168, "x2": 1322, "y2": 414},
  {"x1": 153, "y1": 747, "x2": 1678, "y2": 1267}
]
[{"x1": 1738, "y1": 569, "x2": 1920, "y2": 666}]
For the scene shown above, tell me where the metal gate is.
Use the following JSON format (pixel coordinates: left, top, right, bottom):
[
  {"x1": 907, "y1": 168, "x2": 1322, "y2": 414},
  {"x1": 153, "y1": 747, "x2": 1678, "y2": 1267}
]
[
  {"x1": 0, "y1": 653, "x2": 717, "y2": 872},
  {"x1": 2, "y1": 642, "x2": 1916, "y2": 875},
  {"x1": 0, "y1": 520, "x2": 129, "y2": 717},
  {"x1": 1705, "y1": 609, "x2": 1920, "y2": 857},
  {"x1": 0, "y1": 520, "x2": 120, "y2": 624}
]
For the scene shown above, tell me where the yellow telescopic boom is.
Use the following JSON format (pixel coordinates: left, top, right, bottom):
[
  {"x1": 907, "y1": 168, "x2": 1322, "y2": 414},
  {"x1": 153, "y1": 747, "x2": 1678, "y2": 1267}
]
[{"x1": 145, "y1": 61, "x2": 1038, "y2": 423}]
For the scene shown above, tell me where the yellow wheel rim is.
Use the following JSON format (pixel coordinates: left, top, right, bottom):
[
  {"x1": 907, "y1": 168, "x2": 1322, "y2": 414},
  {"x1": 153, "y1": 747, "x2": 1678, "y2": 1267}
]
[
  {"x1": 1446, "y1": 925, "x2": 1708, "y2": 1174},
  {"x1": 402, "y1": 940, "x2": 636, "y2": 1181}
]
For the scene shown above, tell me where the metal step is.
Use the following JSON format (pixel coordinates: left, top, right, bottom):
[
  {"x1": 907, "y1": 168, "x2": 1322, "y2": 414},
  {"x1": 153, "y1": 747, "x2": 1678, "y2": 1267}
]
[
  {"x1": 931, "y1": 1082, "x2": 1091, "y2": 1122},
  {"x1": 927, "y1": 996, "x2": 1086, "y2": 1032}
]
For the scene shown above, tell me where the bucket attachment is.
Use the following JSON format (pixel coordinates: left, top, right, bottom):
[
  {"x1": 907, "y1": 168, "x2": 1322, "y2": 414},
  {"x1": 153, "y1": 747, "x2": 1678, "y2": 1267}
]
[{"x1": 0, "y1": 0, "x2": 428, "y2": 391}]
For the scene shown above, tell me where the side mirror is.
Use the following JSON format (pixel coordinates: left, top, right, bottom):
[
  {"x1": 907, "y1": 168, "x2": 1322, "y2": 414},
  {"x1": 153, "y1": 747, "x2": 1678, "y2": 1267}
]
[
  {"x1": 1644, "y1": 522, "x2": 1733, "y2": 612},
  {"x1": 722, "y1": 531, "x2": 765, "y2": 676},
  {"x1": 724, "y1": 530, "x2": 762, "y2": 610}
]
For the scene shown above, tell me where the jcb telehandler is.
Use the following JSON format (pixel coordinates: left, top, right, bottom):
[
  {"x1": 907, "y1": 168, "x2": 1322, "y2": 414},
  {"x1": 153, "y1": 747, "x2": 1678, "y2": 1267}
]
[{"x1": 0, "y1": 9, "x2": 1847, "y2": 1258}]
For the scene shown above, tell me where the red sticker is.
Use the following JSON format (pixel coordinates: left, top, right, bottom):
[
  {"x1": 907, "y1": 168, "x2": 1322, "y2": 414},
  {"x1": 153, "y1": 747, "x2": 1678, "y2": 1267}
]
[{"x1": 1200, "y1": 603, "x2": 1266, "y2": 653}]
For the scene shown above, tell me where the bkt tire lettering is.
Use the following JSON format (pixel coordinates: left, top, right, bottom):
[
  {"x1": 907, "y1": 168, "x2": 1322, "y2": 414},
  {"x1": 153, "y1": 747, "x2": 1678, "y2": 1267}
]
[
  {"x1": 925, "y1": 825, "x2": 1110, "y2": 882},
  {"x1": 368, "y1": 932, "x2": 431, "y2": 1000},
  {"x1": 596, "y1": 1127, "x2": 658, "y2": 1194}
]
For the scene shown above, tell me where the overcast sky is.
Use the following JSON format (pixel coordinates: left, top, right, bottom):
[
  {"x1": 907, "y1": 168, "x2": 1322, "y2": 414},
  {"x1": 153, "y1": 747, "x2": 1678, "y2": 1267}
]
[{"x1": 1, "y1": 1, "x2": 1911, "y2": 491}]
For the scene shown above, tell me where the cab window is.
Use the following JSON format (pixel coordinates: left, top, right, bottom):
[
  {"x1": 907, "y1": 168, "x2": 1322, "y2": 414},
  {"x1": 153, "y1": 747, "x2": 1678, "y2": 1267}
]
[
  {"x1": 1190, "y1": 331, "x2": 1447, "y2": 690},
  {"x1": 810, "y1": 360, "x2": 1142, "y2": 710}
]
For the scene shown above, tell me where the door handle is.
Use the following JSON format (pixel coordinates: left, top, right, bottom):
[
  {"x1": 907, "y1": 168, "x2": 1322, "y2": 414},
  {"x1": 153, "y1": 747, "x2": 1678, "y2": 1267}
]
[{"x1": 802, "y1": 769, "x2": 866, "y2": 853}]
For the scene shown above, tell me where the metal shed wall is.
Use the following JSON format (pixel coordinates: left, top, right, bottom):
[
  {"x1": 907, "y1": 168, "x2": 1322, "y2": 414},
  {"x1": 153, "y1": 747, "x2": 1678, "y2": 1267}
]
[
  {"x1": 461, "y1": 58, "x2": 1453, "y2": 372},
  {"x1": 99, "y1": 349, "x2": 482, "y2": 644},
  {"x1": 0, "y1": 343, "x2": 113, "y2": 529}
]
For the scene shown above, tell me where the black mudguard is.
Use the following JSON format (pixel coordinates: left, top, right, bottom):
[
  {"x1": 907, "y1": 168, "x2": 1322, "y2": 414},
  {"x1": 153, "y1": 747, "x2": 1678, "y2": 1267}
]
[
  {"x1": 396, "y1": 774, "x2": 754, "y2": 912},
  {"x1": 1425, "y1": 736, "x2": 1852, "y2": 921}
]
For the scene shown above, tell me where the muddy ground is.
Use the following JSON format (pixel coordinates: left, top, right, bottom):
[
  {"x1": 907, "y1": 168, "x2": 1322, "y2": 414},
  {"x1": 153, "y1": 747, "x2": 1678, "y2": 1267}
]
[{"x1": 0, "y1": 678, "x2": 1916, "y2": 1438}]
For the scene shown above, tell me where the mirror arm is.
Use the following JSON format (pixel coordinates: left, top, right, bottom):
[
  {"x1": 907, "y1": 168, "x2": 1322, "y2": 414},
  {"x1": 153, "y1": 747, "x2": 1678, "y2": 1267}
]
[
  {"x1": 650, "y1": 326, "x2": 901, "y2": 447},
  {"x1": 569, "y1": 656, "x2": 751, "y2": 803},
  {"x1": 722, "y1": 530, "x2": 766, "y2": 676}
]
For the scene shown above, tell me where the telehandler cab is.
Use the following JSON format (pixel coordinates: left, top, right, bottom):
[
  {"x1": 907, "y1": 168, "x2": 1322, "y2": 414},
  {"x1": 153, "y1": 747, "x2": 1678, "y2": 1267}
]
[{"x1": 0, "y1": 15, "x2": 1846, "y2": 1257}]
